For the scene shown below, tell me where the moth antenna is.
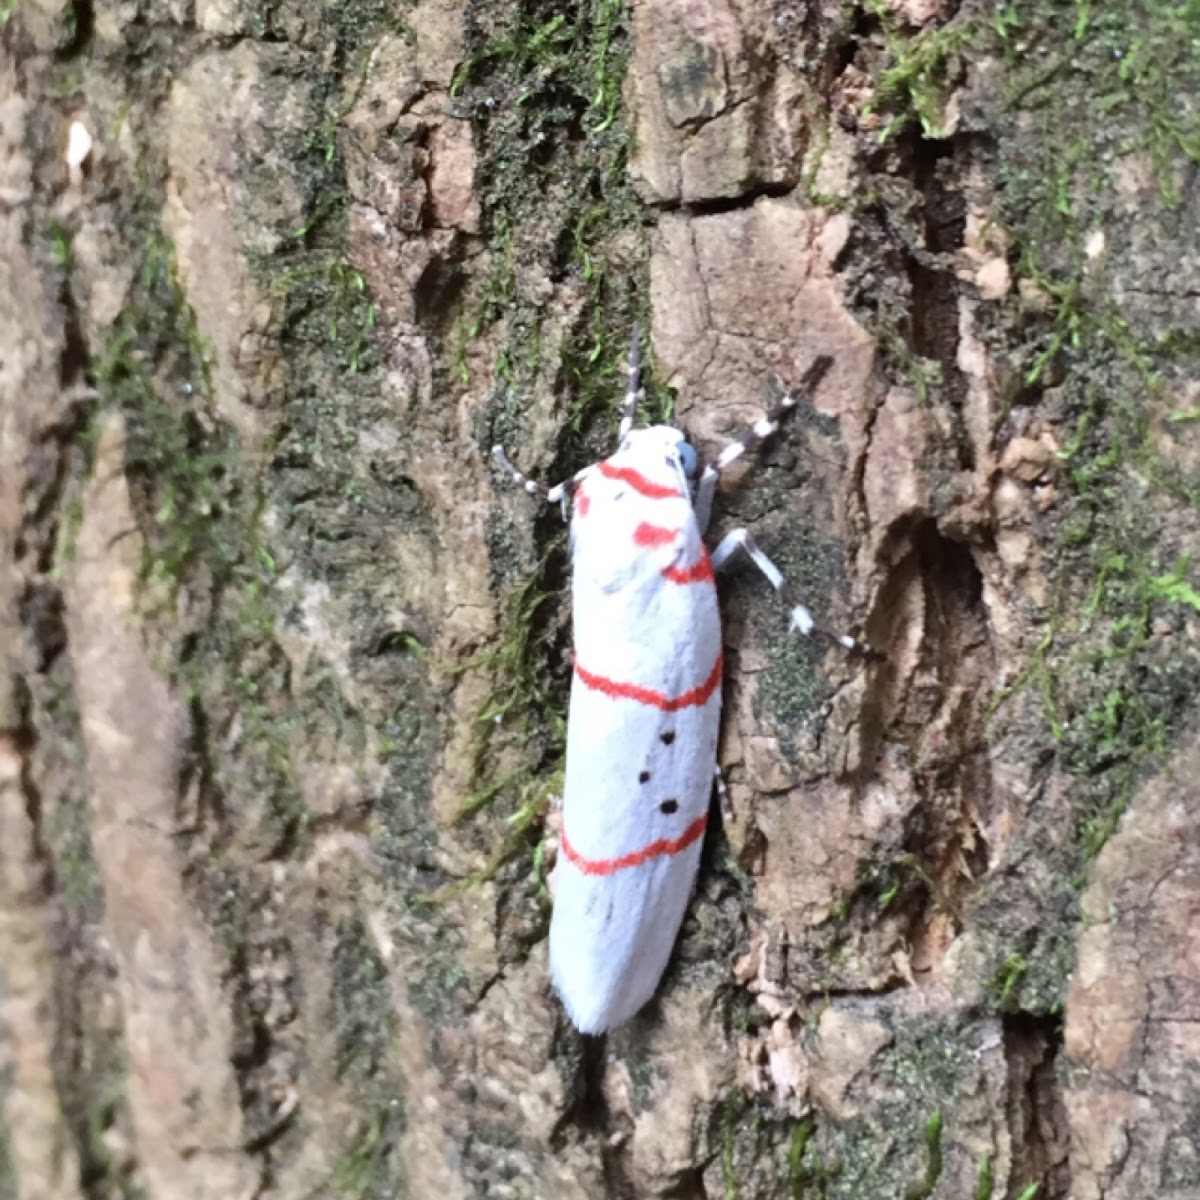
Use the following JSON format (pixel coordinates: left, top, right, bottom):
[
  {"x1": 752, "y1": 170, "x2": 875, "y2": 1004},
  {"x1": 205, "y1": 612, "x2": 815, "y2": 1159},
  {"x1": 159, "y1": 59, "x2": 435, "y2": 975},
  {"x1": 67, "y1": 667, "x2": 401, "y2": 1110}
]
[
  {"x1": 693, "y1": 356, "x2": 833, "y2": 533},
  {"x1": 618, "y1": 323, "x2": 643, "y2": 442},
  {"x1": 492, "y1": 445, "x2": 577, "y2": 510}
]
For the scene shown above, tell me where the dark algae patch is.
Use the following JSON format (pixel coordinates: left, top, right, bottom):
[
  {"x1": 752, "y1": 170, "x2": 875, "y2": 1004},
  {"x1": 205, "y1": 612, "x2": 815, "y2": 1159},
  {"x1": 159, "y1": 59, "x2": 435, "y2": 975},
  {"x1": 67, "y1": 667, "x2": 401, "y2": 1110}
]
[
  {"x1": 967, "y1": 0, "x2": 1200, "y2": 1009},
  {"x1": 851, "y1": 0, "x2": 1200, "y2": 1017},
  {"x1": 450, "y1": 0, "x2": 667, "y2": 895}
]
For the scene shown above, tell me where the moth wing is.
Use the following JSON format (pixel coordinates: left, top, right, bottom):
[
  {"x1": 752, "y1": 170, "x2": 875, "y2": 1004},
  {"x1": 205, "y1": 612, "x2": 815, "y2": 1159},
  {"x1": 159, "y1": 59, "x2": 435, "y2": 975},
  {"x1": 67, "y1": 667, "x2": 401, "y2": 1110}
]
[{"x1": 550, "y1": 551, "x2": 722, "y2": 1033}]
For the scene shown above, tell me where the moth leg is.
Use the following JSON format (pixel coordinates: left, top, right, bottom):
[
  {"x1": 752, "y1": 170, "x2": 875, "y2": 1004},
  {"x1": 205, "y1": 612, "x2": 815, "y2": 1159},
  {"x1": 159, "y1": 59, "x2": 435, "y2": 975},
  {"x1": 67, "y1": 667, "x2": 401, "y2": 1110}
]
[
  {"x1": 693, "y1": 463, "x2": 719, "y2": 538},
  {"x1": 491, "y1": 446, "x2": 578, "y2": 515},
  {"x1": 713, "y1": 763, "x2": 733, "y2": 822},
  {"x1": 541, "y1": 803, "x2": 563, "y2": 901},
  {"x1": 693, "y1": 356, "x2": 833, "y2": 535},
  {"x1": 710, "y1": 527, "x2": 881, "y2": 659},
  {"x1": 618, "y1": 322, "x2": 644, "y2": 443}
]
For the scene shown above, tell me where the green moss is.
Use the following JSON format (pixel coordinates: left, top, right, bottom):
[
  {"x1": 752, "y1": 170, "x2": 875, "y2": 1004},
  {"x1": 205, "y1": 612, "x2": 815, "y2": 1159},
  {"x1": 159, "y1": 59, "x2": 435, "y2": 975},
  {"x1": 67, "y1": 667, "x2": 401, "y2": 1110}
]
[
  {"x1": 751, "y1": 1028, "x2": 959, "y2": 1199},
  {"x1": 372, "y1": 690, "x2": 434, "y2": 854},
  {"x1": 989, "y1": 953, "x2": 1027, "y2": 1010},
  {"x1": 90, "y1": 226, "x2": 222, "y2": 591},
  {"x1": 997, "y1": 0, "x2": 1200, "y2": 208},
  {"x1": 720, "y1": 1091, "x2": 745, "y2": 1200},
  {"x1": 79, "y1": 1074, "x2": 129, "y2": 1195},
  {"x1": 448, "y1": 0, "x2": 662, "y2": 884},
  {"x1": 433, "y1": 538, "x2": 567, "y2": 897},
  {"x1": 828, "y1": 849, "x2": 940, "y2": 932},
  {"x1": 261, "y1": 54, "x2": 382, "y2": 379},
  {"x1": 862, "y1": 2, "x2": 974, "y2": 141},
  {"x1": 229, "y1": 8, "x2": 451, "y2": 1062},
  {"x1": 946, "y1": 0, "x2": 1200, "y2": 1017},
  {"x1": 51, "y1": 792, "x2": 101, "y2": 915},
  {"x1": 83, "y1": 209, "x2": 307, "y2": 845},
  {"x1": 39, "y1": 5, "x2": 439, "y2": 1194},
  {"x1": 48, "y1": 221, "x2": 72, "y2": 269},
  {"x1": 714, "y1": 1095, "x2": 842, "y2": 1200},
  {"x1": 974, "y1": 1156, "x2": 994, "y2": 1200},
  {"x1": 470, "y1": 546, "x2": 568, "y2": 776},
  {"x1": 57, "y1": 1005, "x2": 143, "y2": 1200},
  {"x1": 0, "y1": 1119, "x2": 14, "y2": 1200},
  {"x1": 333, "y1": 915, "x2": 398, "y2": 1083},
  {"x1": 1023, "y1": 483, "x2": 1200, "y2": 878},
  {"x1": 803, "y1": 1118, "x2": 897, "y2": 1200},
  {"x1": 799, "y1": 105, "x2": 847, "y2": 210},
  {"x1": 457, "y1": 0, "x2": 659, "y2": 435},
  {"x1": 224, "y1": 14, "x2": 444, "y2": 859},
  {"x1": 46, "y1": 59, "x2": 85, "y2": 97},
  {"x1": 787, "y1": 1115, "x2": 840, "y2": 1198},
  {"x1": 328, "y1": 1102, "x2": 406, "y2": 1200},
  {"x1": 903, "y1": 1110, "x2": 943, "y2": 1200},
  {"x1": 31, "y1": 674, "x2": 102, "y2": 919},
  {"x1": 1015, "y1": 934, "x2": 1072, "y2": 1016},
  {"x1": 270, "y1": 258, "x2": 378, "y2": 376},
  {"x1": 249, "y1": 21, "x2": 391, "y2": 384}
]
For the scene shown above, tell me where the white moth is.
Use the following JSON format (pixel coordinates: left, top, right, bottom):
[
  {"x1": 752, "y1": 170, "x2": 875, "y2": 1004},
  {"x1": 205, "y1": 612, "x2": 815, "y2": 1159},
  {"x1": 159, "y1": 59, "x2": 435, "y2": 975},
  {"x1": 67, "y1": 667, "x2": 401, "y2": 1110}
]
[{"x1": 493, "y1": 330, "x2": 872, "y2": 1033}]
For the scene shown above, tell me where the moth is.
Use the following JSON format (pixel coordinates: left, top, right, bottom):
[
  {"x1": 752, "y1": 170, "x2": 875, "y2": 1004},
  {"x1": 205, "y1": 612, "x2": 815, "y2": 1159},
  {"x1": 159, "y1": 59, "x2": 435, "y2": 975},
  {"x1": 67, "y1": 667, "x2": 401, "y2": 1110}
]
[{"x1": 493, "y1": 329, "x2": 872, "y2": 1032}]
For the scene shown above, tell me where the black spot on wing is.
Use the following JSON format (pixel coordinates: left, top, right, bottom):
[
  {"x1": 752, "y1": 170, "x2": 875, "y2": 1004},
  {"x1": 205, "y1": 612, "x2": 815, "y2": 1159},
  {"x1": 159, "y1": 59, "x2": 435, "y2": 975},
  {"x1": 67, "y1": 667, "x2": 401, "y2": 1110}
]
[
  {"x1": 659, "y1": 799, "x2": 678, "y2": 815},
  {"x1": 639, "y1": 770, "x2": 651, "y2": 784},
  {"x1": 660, "y1": 730, "x2": 675, "y2": 746}
]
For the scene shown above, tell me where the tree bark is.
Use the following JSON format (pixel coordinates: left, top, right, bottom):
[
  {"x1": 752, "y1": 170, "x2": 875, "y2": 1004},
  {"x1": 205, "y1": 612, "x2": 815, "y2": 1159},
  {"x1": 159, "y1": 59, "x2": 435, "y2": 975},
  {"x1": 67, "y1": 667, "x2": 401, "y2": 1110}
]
[{"x1": 3, "y1": 0, "x2": 1199, "y2": 1197}]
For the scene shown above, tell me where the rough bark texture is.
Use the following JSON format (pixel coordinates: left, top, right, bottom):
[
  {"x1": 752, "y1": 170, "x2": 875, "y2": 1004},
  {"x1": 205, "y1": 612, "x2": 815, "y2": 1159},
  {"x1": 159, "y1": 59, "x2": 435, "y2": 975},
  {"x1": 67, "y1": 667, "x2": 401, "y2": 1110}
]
[{"x1": 2, "y1": 0, "x2": 1199, "y2": 1198}]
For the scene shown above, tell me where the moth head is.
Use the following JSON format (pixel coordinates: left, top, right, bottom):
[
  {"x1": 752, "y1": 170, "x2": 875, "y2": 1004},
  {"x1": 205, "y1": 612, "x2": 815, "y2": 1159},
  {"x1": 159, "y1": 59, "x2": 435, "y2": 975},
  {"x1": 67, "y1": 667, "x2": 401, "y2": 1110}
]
[{"x1": 618, "y1": 424, "x2": 698, "y2": 488}]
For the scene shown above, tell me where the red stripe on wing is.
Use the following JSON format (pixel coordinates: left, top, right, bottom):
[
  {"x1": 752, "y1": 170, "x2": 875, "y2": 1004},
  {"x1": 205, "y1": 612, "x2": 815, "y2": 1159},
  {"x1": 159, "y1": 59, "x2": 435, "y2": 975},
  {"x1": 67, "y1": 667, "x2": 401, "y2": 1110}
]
[
  {"x1": 574, "y1": 651, "x2": 722, "y2": 711},
  {"x1": 662, "y1": 550, "x2": 714, "y2": 585},
  {"x1": 597, "y1": 460, "x2": 680, "y2": 499},
  {"x1": 631, "y1": 523, "x2": 713, "y2": 584},
  {"x1": 560, "y1": 813, "x2": 707, "y2": 876},
  {"x1": 633, "y1": 521, "x2": 678, "y2": 547}
]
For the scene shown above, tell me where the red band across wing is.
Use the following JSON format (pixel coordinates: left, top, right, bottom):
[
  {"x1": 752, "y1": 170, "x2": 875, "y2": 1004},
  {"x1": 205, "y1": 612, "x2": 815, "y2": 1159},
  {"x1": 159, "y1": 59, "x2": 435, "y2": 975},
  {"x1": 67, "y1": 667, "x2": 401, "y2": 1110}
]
[
  {"x1": 597, "y1": 460, "x2": 680, "y2": 499},
  {"x1": 560, "y1": 813, "x2": 708, "y2": 877},
  {"x1": 630, "y1": 522, "x2": 714, "y2": 585},
  {"x1": 633, "y1": 521, "x2": 678, "y2": 547},
  {"x1": 574, "y1": 651, "x2": 722, "y2": 711},
  {"x1": 662, "y1": 550, "x2": 715, "y2": 585}
]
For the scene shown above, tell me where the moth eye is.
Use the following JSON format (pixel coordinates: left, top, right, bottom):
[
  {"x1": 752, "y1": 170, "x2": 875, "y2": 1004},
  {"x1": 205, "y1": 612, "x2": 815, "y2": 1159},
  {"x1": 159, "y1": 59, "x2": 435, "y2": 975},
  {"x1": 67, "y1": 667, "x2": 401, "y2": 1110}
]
[{"x1": 678, "y1": 442, "x2": 699, "y2": 477}]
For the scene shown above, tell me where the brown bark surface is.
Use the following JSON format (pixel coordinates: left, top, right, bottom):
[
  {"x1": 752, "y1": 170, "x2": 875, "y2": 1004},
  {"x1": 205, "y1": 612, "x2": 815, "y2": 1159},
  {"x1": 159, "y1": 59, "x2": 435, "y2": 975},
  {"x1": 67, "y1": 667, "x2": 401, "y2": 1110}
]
[{"x1": 3, "y1": 1, "x2": 1199, "y2": 1197}]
